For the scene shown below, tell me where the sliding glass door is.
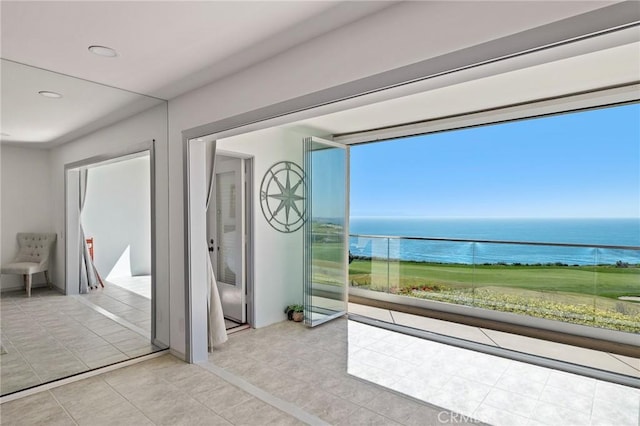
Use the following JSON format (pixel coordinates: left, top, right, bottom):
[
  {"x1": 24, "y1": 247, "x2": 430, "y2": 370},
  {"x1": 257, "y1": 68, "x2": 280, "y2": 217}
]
[{"x1": 303, "y1": 137, "x2": 349, "y2": 327}]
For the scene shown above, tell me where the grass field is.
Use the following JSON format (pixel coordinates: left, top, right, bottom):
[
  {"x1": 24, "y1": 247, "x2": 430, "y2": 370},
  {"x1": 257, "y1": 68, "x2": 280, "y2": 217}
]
[
  {"x1": 349, "y1": 259, "x2": 640, "y2": 332},
  {"x1": 309, "y1": 225, "x2": 640, "y2": 332},
  {"x1": 350, "y1": 260, "x2": 640, "y2": 298}
]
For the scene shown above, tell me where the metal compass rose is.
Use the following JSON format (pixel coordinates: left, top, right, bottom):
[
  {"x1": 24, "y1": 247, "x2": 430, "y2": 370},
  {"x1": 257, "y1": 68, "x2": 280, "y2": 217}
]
[{"x1": 260, "y1": 161, "x2": 307, "y2": 233}]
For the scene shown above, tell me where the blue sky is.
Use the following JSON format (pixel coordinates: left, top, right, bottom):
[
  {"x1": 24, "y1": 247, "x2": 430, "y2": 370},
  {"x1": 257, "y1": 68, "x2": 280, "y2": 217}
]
[{"x1": 350, "y1": 103, "x2": 640, "y2": 218}]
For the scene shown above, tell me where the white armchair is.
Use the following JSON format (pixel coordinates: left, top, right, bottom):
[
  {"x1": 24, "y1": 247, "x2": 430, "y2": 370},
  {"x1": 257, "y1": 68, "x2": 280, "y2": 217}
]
[{"x1": 1, "y1": 233, "x2": 57, "y2": 297}]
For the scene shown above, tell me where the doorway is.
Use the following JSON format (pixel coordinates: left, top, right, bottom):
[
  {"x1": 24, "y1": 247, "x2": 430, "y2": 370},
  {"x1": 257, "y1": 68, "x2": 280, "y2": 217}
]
[
  {"x1": 65, "y1": 147, "x2": 161, "y2": 347},
  {"x1": 184, "y1": 128, "x2": 349, "y2": 362},
  {"x1": 7, "y1": 146, "x2": 168, "y2": 394},
  {"x1": 208, "y1": 154, "x2": 253, "y2": 330},
  {"x1": 83, "y1": 154, "x2": 151, "y2": 299},
  {"x1": 303, "y1": 137, "x2": 349, "y2": 327}
]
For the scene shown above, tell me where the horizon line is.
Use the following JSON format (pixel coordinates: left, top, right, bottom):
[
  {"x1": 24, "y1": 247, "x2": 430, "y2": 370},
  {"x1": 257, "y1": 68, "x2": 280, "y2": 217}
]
[{"x1": 349, "y1": 216, "x2": 640, "y2": 220}]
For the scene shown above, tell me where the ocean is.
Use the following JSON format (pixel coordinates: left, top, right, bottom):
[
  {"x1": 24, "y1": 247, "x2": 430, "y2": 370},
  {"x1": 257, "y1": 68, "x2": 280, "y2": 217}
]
[{"x1": 348, "y1": 218, "x2": 640, "y2": 266}]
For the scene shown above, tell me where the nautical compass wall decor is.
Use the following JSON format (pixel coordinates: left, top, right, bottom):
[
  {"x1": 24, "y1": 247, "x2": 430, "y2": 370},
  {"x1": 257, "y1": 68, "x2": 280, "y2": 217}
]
[{"x1": 260, "y1": 161, "x2": 307, "y2": 233}]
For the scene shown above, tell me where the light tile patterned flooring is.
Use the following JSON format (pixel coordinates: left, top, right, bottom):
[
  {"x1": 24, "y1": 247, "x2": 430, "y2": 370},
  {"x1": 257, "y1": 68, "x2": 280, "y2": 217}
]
[
  {"x1": 0, "y1": 281, "x2": 159, "y2": 395},
  {"x1": 5, "y1": 318, "x2": 640, "y2": 426},
  {"x1": 1, "y1": 320, "x2": 475, "y2": 426},
  {"x1": 206, "y1": 318, "x2": 483, "y2": 426},
  {"x1": 348, "y1": 320, "x2": 640, "y2": 426},
  {"x1": 0, "y1": 294, "x2": 640, "y2": 426},
  {"x1": 107, "y1": 275, "x2": 152, "y2": 300},
  {"x1": 84, "y1": 278, "x2": 152, "y2": 333},
  {"x1": 1, "y1": 316, "x2": 639, "y2": 425},
  {"x1": 349, "y1": 304, "x2": 640, "y2": 378}
]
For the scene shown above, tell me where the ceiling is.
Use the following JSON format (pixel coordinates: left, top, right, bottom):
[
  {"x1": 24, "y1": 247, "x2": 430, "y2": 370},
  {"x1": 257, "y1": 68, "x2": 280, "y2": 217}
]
[
  {"x1": 1, "y1": 59, "x2": 165, "y2": 145},
  {"x1": 0, "y1": 1, "x2": 635, "y2": 147},
  {"x1": 0, "y1": 1, "x2": 393, "y2": 99},
  {"x1": 0, "y1": 1, "x2": 393, "y2": 146}
]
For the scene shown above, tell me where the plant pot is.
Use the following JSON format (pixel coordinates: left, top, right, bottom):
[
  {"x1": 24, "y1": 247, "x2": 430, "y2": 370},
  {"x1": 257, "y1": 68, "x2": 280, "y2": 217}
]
[{"x1": 292, "y1": 311, "x2": 304, "y2": 322}]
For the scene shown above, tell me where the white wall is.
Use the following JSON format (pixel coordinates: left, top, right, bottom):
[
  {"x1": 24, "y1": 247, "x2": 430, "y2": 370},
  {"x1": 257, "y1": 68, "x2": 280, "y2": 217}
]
[
  {"x1": 217, "y1": 128, "x2": 306, "y2": 328},
  {"x1": 49, "y1": 103, "x2": 169, "y2": 346},
  {"x1": 2, "y1": 2, "x2": 610, "y2": 355},
  {"x1": 82, "y1": 155, "x2": 151, "y2": 279},
  {"x1": 166, "y1": 1, "x2": 613, "y2": 355},
  {"x1": 0, "y1": 146, "x2": 53, "y2": 290}
]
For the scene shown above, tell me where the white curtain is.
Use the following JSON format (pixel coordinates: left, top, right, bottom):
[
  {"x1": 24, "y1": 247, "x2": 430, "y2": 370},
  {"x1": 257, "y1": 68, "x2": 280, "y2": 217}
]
[
  {"x1": 78, "y1": 169, "x2": 102, "y2": 293},
  {"x1": 205, "y1": 141, "x2": 228, "y2": 348}
]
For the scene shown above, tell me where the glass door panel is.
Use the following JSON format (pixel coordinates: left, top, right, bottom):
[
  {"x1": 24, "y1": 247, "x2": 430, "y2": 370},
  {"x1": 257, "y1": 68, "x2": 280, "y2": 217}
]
[
  {"x1": 212, "y1": 157, "x2": 246, "y2": 323},
  {"x1": 303, "y1": 137, "x2": 349, "y2": 326},
  {"x1": 216, "y1": 171, "x2": 237, "y2": 285}
]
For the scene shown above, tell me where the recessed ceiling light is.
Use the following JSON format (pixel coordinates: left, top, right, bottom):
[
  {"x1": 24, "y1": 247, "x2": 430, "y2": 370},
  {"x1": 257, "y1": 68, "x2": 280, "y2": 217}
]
[
  {"x1": 38, "y1": 91, "x2": 62, "y2": 98},
  {"x1": 88, "y1": 45, "x2": 118, "y2": 57}
]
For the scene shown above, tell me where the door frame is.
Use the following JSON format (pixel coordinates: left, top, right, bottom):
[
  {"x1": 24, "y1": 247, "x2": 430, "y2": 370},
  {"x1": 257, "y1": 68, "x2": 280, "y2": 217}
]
[
  {"x1": 181, "y1": 5, "x2": 634, "y2": 362},
  {"x1": 183, "y1": 139, "x2": 256, "y2": 362},
  {"x1": 64, "y1": 141, "x2": 158, "y2": 344},
  {"x1": 209, "y1": 151, "x2": 254, "y2": 326}
]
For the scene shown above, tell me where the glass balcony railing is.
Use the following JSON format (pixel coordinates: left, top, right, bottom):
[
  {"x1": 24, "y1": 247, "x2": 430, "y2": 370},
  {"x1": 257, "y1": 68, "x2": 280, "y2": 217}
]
[{"x1": 349, "y1": 234, "x2": 640, "y2": 333}]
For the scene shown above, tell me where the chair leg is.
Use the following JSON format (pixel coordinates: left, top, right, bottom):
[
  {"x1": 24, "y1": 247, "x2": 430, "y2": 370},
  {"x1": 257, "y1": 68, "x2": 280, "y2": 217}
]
[
  {"x1": 44, "y1": 270, "x2": 51, "y2": 288},
  {"x1": 26, "y1": 274, "x2": 32, "y2": 297}
]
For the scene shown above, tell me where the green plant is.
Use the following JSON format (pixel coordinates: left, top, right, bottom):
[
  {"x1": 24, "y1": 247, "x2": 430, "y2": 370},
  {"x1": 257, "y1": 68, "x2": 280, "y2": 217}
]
[
  {"x1": 284, "y1": 304, "x2": 304, "y2": 321},
  {"x1": 284, "y1": 304, "x2": 303, "y2": 314}
]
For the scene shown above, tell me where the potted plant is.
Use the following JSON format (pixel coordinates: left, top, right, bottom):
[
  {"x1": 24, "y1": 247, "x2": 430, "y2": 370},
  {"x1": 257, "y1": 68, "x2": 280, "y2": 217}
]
[{"x1": 284, "y1": 304, "x2": 304, "y2": 322}]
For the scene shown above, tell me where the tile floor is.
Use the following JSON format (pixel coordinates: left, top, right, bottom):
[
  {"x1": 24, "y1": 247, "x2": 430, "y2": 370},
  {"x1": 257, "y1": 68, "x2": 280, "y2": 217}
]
[
  {"x1": 206, "y1": 318, "x2": 482, "y2": 426},
  {"x1": 1, "y1": 320, "x2": 478, "y2": 426},
  {"x1": 348, "y1": 320, "x2": 640, "y2": 426},
  {"x1": 2, "y1": 316, "x2": 639, "y2": 425},
  {"x1": 107, "y1": 275, "x2": 152, "y2": 300},
  {"x1": 83, "y1": 279, "x2": 152, "y2": 334},
  {"x1": 349, "y1": 303, "x2": 640, "y2": 378},
  {"x1": 0, "y1": 282, "x2": 160, "y2": 395}
]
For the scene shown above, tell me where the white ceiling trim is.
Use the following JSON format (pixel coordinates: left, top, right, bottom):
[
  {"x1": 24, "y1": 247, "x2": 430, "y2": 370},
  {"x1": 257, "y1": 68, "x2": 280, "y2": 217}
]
[
  {"x1": 331, "y1": 84, "x2": 640, "y2": 146},
  {"x1": 186, "y1": 4, "x2": 639, "y2": 145},
  {"x1": 314, "y1": 39, "x2": 640, "y2": 143}
]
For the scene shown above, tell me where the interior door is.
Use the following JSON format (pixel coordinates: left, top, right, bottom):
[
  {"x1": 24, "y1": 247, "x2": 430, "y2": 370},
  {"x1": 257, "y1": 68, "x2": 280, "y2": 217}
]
[
  {"x1": 209, "y1": 156, "x2": 246, "y2": 323},
  {"x1": 303, "y1": 136, "x2": 349, "y2": 327}
]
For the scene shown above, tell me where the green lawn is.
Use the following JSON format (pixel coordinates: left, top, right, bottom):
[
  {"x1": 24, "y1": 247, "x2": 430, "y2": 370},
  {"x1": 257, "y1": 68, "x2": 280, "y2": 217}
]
[
  {"x1": 349, "y1": 259, "x2": 640, "y2": 332},
  {"x1": 349, "y1": 260, "x2": 640, "y2": 299}
]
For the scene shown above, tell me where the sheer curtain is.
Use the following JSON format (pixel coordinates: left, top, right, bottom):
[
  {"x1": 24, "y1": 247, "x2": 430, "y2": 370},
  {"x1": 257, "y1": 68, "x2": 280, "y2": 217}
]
[
  {"x1": 205, "y1": 141, "x2": 228, "y2": 348},
  {"x1": 78, "y1": 169, "x2": 102, "y2": 293}
]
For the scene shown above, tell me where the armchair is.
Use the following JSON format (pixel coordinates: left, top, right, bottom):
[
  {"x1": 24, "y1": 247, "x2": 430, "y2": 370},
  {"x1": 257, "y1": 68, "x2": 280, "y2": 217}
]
[{"x1": 1, "y1": 233, "x2": 57, "y2": 297}]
